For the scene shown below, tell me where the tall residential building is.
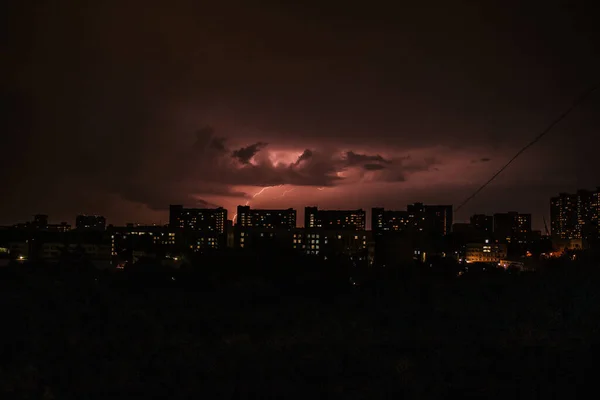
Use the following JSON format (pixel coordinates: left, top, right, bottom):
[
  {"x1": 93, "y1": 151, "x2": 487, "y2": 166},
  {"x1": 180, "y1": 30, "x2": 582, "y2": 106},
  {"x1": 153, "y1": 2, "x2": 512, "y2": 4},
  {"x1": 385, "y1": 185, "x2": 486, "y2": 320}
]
[
  {"x1": 305, "y1": 207, "x2": 366, "y2": 230},
  {"x1": 236, "y1": 206, "x2": 296, "y2": 229},
  {"x1": 551, "y1": 188, "x2": 599, "y2": 241},
  {"x1": 32, "y1": 214, "x2": 49, "y2": 230},
  {"x1": 424, "y1": 205, "x2": 453, "y2": 236},
  {"x1": 169, "y1": 205, "x2": 227, "y2": 233},
  {"x1": 493, "y1": 212, "x2": 531, "y2": 243},
  {"x1": 372, "y1": 204, "x2": 453, "y2": 236},
  {"x1": 75, "y1": 215, "x2": 106, "y2": 231},
  {"x1": 371, "y1": 208, "x2": 410, "y2": 233},
  {"x1": 470, "y1": 214, "x2": 494, "y2": 234},
  {"x1": 48, "y1": 222, "x2": 71, "y2": 232},
  {"x1": 407, "y1": 203, "x2": 453, "y2": 236}
]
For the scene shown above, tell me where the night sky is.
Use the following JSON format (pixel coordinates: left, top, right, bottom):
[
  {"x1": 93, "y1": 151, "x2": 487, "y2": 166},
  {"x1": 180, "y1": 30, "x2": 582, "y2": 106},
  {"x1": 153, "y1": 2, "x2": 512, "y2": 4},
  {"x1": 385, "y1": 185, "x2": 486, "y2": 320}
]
[{"x1": 3, "y1": 0, "x2": 599, "y2": 229}]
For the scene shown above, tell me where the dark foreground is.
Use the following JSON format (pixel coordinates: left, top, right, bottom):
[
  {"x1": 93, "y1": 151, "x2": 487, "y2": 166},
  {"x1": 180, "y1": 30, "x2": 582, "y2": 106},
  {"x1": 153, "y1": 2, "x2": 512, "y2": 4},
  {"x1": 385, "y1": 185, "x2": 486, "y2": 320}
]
[{"x1": 1, "y1": 264, "x2": 598, "y2": 399}]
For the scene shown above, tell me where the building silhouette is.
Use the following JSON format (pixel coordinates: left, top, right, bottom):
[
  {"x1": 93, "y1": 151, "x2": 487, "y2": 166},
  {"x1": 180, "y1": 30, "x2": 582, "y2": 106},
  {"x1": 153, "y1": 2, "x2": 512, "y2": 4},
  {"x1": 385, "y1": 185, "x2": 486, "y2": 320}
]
[
  {"x1": 470, "y1": 214, "x2": 494, "y2": 235},
  {"x1": 169, "y1": 205, "x2": 227, "y2": 233},
  {"x1": 32, "y1": 214, "x2": 49, "y2": 230},
  {"x1": 406, "y1": 203, "x2": 453, "y2": 236},
  {"x1": 493, "y1": 212, "x2": 531, "y2": 244},
  {"x1": 371, "y1": 208, "x2": 410, "y2": 233},
  {"x1": 551, "y1": 188, "x2": 599, "y2": 242},
  {"x1": 236, "y1": 206, "x2": 296, "y2": 229},
  {"x1": 305, "y1": 207, "x2": 366, "y2": 230},
  {"x1": 76, "y1": 215, "x2": 106, "y2": 231}
]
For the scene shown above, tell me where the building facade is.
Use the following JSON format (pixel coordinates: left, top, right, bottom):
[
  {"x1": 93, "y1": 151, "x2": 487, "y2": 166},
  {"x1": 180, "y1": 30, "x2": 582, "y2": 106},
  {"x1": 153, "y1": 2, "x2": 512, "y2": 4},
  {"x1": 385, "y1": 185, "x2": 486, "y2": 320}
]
[
  {"x1": 235, "y1": 206, "x2": 296, "y2": 229},
  {"x1": 371, "y1": 208, "x2": 410, "y2": 233},
  {"x1": 169, "y1": 205, "x2": 227, "y2": 233},
  {"x1": 76, "y1": 215, "x2": 107, "y2": 231},
  {"x1": 550, "y1": 188, "x2": 599, "y2": 243},
  {"x1": 470, "y1": 214, "x2": 494, "y2": 235},
  {"x1": 372, "y1": 204, "x2": 453, "y2": 236},
  {"x1": 465, "y1": 242, "x2": 508, "y2": 264},
  {"x1": 305, "y1": 207, "x2": 366, "y2": 230},
  {"x1": 110, "y1": 225, "x2": 177, "y2": 257},
  {"x1": 493, "y1": 212, "x2": 531, "y2": 244}
]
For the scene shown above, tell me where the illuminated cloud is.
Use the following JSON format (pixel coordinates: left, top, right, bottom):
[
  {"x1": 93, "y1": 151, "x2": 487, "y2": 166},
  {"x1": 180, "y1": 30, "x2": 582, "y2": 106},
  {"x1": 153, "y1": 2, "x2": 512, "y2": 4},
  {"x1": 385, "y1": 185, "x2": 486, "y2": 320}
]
[{"x1": 3, "y1": 0, "x2": 598, "y2": 230}]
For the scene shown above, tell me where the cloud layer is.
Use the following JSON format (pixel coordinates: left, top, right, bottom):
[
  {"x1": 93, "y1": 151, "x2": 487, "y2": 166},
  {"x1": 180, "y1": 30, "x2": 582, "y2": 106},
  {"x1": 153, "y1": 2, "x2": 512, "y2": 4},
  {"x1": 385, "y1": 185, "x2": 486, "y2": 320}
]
[
  {"x1": 158, "y1": 127, "x2": 439, "y2": 208},
  {"x1": 3, "y1": 0, "x2": 599, "y2": 229}
]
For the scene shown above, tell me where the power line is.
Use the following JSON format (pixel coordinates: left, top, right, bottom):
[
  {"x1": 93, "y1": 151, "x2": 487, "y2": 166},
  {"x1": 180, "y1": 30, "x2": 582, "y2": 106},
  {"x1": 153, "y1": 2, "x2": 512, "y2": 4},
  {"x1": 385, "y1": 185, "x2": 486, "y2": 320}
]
[{"x1": 454, "y1": 83, "x2": 600, "y2": 214}]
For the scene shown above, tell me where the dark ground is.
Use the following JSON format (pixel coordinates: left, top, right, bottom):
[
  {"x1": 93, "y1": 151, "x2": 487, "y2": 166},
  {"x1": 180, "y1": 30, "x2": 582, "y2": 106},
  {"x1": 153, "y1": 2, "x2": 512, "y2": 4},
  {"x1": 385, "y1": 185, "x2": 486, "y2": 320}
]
[{"x1": 1, "y1": 263, "x2": 599, "y2": 399}]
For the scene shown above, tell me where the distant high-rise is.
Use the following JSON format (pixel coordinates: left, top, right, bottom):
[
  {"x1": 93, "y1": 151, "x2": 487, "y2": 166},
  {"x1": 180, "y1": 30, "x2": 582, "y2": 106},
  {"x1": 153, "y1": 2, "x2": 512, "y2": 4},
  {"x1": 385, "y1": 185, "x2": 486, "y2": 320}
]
[
  {"x1": 48, "y1": 222, "x2": 71, "y2": 232},
  {"x1": 169, "y1": 205, "x2": 227, "y2": 233},
  {"x1": 76, "y1": 215, "x2": 106, "y2": 231},
  {"x1": 551, "y1": 188, "x2": 599, "y2": 241},
  {"x1": 423, "y1": 205, "x2": 453, "y2": 236},
  {"x1": 407, "y1": 203, "x2": 453, "y2": 236},
  {"x1": 305, "y1": 207, "x2": 365, "y2": 230},
  {"x1": 493, "y1": 212, "x2": 531, "y2": 243},
  {"x1": 470, "y1": 214, "x2": 494, "y2": 234},
  {"x1": 371, "y1": 208, "x2": 410, "y2": 233},
  {"x1": 32, "y1": 214, "x2": 49, "y2": 230},
  {"x1": 371, "y1": 204, "x2": 453, "y2": 236},
  {"x1": 236, "y1": 206, "x2": 296, "y2": 229}
]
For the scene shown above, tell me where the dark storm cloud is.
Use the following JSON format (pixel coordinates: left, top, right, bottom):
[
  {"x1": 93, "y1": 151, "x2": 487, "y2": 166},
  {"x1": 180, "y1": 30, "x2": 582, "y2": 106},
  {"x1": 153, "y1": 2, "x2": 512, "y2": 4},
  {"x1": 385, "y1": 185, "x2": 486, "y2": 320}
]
[
  {"x1": 294, "y1": 149, "x2": 313, "y2": 165},
  {"x1": 363, "y1": 163, "x2": 386, "y2": 171},
  {"x1": 345, "y1": 151, "x2": 391, "y2": 166},
  {"x1": 211, "y1": 137, "x2": 228, "y2": 153},
  {"x1": 377, "y1": 156, "x2": 441, "y2": 182},
  {"x1": 191, "y1": 186, "x2": 249, "y2": 199},
  {"x1": 232, "y1": 142, "x2": 268, "y2": 164},
  {"x1": 2, "y1": 0, "x2": 599, "y2": 225},
  {"x1": 194, "y1": 199, "x2": 223, "y2": 208},
  {"x1": 192, "y1": 127, "x2": 228, "y2": 154}
]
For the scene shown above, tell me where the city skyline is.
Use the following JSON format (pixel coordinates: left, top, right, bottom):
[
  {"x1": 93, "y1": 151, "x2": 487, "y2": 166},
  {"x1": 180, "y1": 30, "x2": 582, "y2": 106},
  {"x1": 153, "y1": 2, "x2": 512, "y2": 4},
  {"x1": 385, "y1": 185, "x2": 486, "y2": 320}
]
[
  {"x1": 4, "y1": 196, "x2": 588, "y2": 234},
  {"x1": 4, "y1": 1, "x2": 599, "y2": 231},
  {"x1": 3, "y1": 2, "x2": 600, "y2": 397}
]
